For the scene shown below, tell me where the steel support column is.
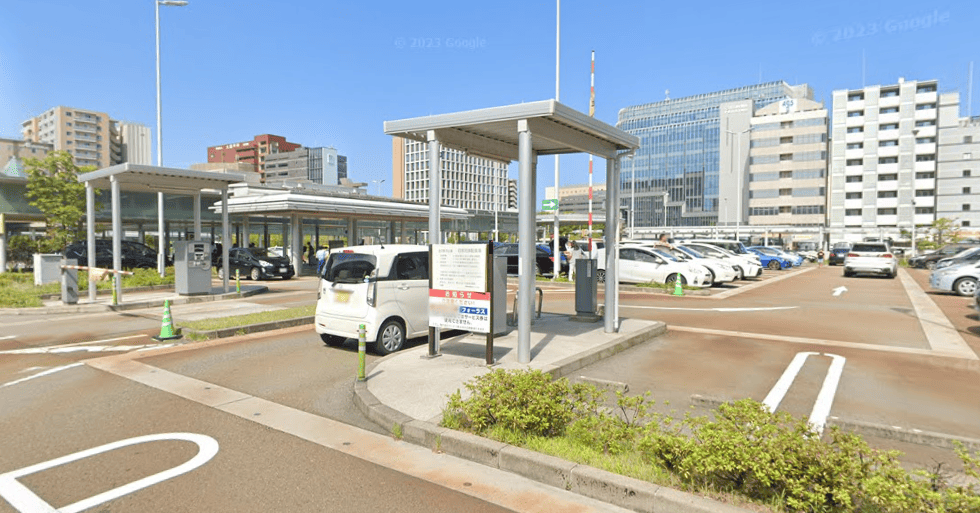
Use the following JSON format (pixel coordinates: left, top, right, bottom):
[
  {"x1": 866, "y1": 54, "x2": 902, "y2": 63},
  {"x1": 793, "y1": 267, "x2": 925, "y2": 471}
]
[
  {"x1": 427, "y1": 131, "x2": 441, "y2": 244},
  {"x1": 604, "y1": 156, "x2": 620, "y2": 333},
  {"x1": 291, "y1": 214, "x2": 302, "y2": 276},
  {"x1": 221, "y1": 189, "x2": 230, "y2": 293},
  {"x1": 157, "y1": 192, "x2": 165, "y2": 276},
  {"x1": 517, "y1": 120, "x2": 535, "y2": 363},
  {"x1": 111, "y1": 176, "x2": 123, "y2": 302},
  {"x1": 87, "y1": 183, "x2": 96, "y2": 301},
  {"x1": 193, "y1": 193, "x2": 202, "y2": 240}
]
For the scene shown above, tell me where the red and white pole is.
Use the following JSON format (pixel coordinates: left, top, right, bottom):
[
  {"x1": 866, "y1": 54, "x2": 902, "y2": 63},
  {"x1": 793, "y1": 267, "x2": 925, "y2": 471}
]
[{"x1": 588, "y1": 50, "x2": 595, "y2": 256}]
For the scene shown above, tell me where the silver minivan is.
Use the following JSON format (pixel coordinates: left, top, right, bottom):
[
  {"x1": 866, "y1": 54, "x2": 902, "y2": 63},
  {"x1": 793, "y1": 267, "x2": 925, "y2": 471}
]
[{"x1": 315, "y1": 245, "x2": 429, "y2": 355}]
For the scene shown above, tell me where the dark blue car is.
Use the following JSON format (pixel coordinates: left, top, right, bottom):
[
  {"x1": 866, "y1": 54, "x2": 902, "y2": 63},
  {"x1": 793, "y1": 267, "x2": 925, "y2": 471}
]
[{"x1": 829, "y1": 243, "x2": 852, "y2": 266}]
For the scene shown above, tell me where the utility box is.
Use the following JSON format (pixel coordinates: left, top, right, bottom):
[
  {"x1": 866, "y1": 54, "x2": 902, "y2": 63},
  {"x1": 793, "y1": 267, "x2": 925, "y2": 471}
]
[
  {"x1": 174, "y1": 240, "x2": 212, "y2": 295},
  {"x1": 61, "y1": 258, "x2": 78, "y2": 305},
  {"x1": 492, "y1": 254, "x2": 509, "y2": 336},
  {"x1": 575, "y1": 259, "x2": 598, "y2": 317},
  {"x1": 34, "y1": 253, "x2": 62, "y2": 286}
]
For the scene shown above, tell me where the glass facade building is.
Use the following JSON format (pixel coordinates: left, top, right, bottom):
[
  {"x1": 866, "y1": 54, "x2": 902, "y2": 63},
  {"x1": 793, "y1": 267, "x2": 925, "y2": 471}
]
[{"x1": 617, "y1": 82, "x2": 812, "y2": 227}]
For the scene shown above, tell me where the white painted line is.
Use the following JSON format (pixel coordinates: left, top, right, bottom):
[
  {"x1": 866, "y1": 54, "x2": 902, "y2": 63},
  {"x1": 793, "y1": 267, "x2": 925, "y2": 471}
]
[
  {"x1": 622, "y1": 305, "x2": 798, "y2": 312},
  {"x1": 763, "y1": 351, "x2": 816, "y2": 412},
  {"x1": 669, "y1": 325, "x2": 969, "y2": 359},
  {"x1": 0, "y1": 336, "x2": 15, "y2": 341},
  {"x1": 0, "y1": 433, "x2": 218, "y2": 513},
  {"x1": 0, "y1": 344, "x2": 167, "y2": 355},
  {"x1": 898, "y1": 269, "x2": 978, "y2": 360},
  {"x1": 0, "y1": 363, "x2": 83, "y2": 389},
  {"x1": 809, "y1": 354, "x2": 846, "y2": 436}
]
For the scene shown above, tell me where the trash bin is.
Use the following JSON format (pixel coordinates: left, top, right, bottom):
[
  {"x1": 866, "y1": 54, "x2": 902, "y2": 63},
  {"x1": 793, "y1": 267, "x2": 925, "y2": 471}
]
[{"x1": 575, "y1": 259, "x2": 598, "y2": 316}]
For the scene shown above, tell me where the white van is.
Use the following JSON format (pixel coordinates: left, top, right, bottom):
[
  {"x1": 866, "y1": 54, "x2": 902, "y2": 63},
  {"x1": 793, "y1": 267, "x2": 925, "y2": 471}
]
[{"x1": 315, "y1": 245, "x2": 429, "y2": 355}]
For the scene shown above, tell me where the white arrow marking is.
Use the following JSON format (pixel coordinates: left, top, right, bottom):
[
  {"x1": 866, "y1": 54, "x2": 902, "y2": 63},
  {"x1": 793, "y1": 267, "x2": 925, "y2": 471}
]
[{"x1": 833, "y1": 286, "x2": 847, "y2": 297}]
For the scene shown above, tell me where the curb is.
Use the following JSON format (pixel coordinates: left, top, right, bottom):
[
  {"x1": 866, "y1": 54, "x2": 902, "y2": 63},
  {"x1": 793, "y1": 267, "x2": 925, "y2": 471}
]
[
  {"x1": 691, "y1": 394, "x2": 980, "y2": 452},
  {"x1": 181, "y1": 316, "x2": 314, "y2": 340},
  {"x1": 0, "y1": 286, "x2": 268, "y2": 315},
  {"x1": 352, "y1": 323, "x2": 755, "y2": 513}
]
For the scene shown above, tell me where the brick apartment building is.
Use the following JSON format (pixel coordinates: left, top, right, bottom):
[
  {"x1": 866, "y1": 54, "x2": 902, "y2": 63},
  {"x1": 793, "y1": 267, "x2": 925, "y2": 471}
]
[{"x1": 207, "y1": 134, "x2": 301, "y2": 180}]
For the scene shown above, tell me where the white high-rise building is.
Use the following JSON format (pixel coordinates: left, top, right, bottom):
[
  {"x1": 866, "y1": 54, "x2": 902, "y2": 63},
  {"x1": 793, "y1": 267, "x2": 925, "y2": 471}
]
[
  {"x1": 21, "y1": 106, "x2": 122, "y2": 169},
  {"x1": 391, "y1": 136, "x2": 509, "y2": 211},
  {"x1": 120, "y1": 122, "x2": 151, "y2": 165},
  {"x1": 829, "y1": 79, "x2": 941, "y2": 231},
  {"x1": 937, "y1": 96, "x2": 980, "y2": 230}
]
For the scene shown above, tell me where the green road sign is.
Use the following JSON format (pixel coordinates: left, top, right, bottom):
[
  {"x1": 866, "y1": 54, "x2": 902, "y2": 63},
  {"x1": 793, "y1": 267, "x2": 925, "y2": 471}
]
[{"x1": 541, "y1": 199, "x2": 558, "y2": 211}]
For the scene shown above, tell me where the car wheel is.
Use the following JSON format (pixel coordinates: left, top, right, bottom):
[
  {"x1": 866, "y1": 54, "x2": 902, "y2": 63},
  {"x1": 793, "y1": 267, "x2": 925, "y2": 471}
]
[
  {"x1": 320, "y1": 334, "x2": 345, "y2": 347},
  {"x1": 734, "y1": 265, "x2": 744, "y2": 280},
  {"x1": 706, "y1": 269, "x2": 716, "y2": 285},
  {"x1": 596, "y1": 269, "x2": 606, "y2": 283},
  {"x1": 767, "y1": 260, "x2": 781, "y2": 270},
  {"x1": 282, "y1": 274, "x2": 292, "y2": 280},
  {"x1": 665, "y1": 273, "x2": 686, "y2": 288},
  {"x1": 954, "y1": 277, "x2": 977, "y2": 297},
  {"x1": 250, "y1": 267, "x2": 261, "y2": 280},
  {"x1": 925, "y1": 261, "x2": 937, "y2": 270},
  {"x1": 375, "y1": 319, "x2": 405, "y2": 356},
  {"x1": 217, "y1": 267, "x2": 225, "y2": 280},
  {"x1": 844, "y1": 270, "x2": 853, "y2": 277}
]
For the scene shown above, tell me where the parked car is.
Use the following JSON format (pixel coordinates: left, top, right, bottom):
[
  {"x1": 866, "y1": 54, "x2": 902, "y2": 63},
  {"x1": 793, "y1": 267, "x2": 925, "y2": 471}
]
[
  {"x1": 746, "y1": 247, "x2": 793, "y2": 270},
  {"x1": 680, "y1": 238, "x2": 762, "y2": 265},
  {"x1": 215, "y1": 247, "x2": 294, "y2": 280},
  {"x1": 828, "y1": 242, "x2": 851, "y2": 266},
  {"x1": 843, "y1": 242, "x2": 897, "y2": 278},
  {"x1": 63, "y1": 239, "x2": 166, "y2": 270},
  {"x1": 933, "y1": 247, "x2": 980, "y2": 270},
  {"x1": 677, "y1": 242, "x2": 763, "y2": 280},
  {"x1": 623, "y1": 242, "x2": 737, "y2": 285},
  {"x1": 594, "y1": 245, "x2": 711, "y2": 287},
  {"x1": 493, "y1": 242, "x2": 561, "y2": 276},
  {"x1": 930, "y1": 261, "x2": 980, "y2": 296},
  {"x1": 908, "y1": 243, "x2": 980, "y2": 270},
  {"x1": 315, "y1": 244, "x2": 429, "y2": 355}
]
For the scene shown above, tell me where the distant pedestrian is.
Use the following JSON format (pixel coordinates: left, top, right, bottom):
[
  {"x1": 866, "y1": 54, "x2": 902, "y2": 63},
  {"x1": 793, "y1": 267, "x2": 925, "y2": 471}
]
[
  {"x1": 567, "y1": 241, "x2": 586, "y2": 281},
  {"x1": 307, "y1": 242, "x2": 315, "y2": 265}
]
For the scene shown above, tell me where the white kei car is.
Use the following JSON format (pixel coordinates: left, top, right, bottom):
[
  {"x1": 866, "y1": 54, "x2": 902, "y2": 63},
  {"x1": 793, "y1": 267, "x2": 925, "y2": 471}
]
[
  {"x1": 678, "y1": 242, "x2": 763, "y2": 280},
  {"x1": 595, "y1": 245, "x2": 712, "y2": 287},
  {"x1": 622, "y1": 242, "x2": 737, "y2": 285}
]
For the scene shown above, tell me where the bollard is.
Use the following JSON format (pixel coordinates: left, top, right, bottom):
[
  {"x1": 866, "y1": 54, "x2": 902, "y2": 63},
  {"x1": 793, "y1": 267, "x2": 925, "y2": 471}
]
[
  {"x1": 111, "y1": 285, "x2": 117, "y2": 306},
  {"x1": 357, "y1": 324, "x2": 366, "y2": 382},
  {"x1": 235, "y1": 269, "x2": 240, "y2": 294}
]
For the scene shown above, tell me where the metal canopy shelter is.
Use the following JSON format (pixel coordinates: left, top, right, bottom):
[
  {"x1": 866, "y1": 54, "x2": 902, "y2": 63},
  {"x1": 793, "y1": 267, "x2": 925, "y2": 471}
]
[
  {"x1": 385, "y1": 99, "x2": 639, "y2": 363},
  {"x1": 210, "y1": 185, "x2": 471, "y2": 276},
  {"x1": 79, "y1": 163, "x2": 245, "y2": 303}
]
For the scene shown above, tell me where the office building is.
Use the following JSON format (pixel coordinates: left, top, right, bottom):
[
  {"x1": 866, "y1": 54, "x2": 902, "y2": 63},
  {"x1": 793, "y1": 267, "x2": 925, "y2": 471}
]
[
  {"x1": 21, "y1": 106, "x2": 122, "y2": 169},
  {"x1": 1, "y1": 138, "x2": 54, "y2": 178},
  {"x1": 207, "y1": 134, "x2": 302, "y2": 180},
  {"x1": 391, "y1": 136, "x2": 509, "y2": 211},
  {"x1": 264, "y1": 147, "x2": 348, "y2": 186},
  {"x1": 507, "y1": 179, "x2": 518, "y2": 211},
  {"x1": 745, "y1": 97, "x2": 829, "y2": 226},
  {"x1": 828, "y1": 79, "x2": 941, "y2": 231},
  {"x1": 119, "y1": 122, "x2": 152, "y2": 165},
  {"x1": 937, "y1": 103, "x2": 980, "y2": 229},
  {"x1": 617, "y1": 82, "x2": 813, "y2": 227},
  {"x1": 544, "y1": 183, "x2": 607, "y2": 216}
]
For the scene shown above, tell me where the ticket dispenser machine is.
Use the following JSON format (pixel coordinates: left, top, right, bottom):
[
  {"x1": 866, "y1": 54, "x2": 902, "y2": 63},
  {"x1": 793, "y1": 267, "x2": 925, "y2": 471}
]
[{"x1": 174, "y1": 240, "x2": 212, "y2": 295}]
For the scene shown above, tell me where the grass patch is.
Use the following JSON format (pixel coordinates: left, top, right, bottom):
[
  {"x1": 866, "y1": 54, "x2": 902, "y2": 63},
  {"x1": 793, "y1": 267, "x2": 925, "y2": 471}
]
[
  {"x1": 0, "y1": 268, "x2": 176, "y2": 308},
  {"x1": 176, "y1": 304, "x2": 314, "y2": 332}
]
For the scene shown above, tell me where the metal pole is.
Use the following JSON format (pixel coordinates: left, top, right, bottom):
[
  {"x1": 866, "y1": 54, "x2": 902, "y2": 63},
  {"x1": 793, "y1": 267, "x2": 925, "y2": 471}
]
[
  {"x1": 86, "y1": 183, "x2": 96, "y2": 301},
  {"x1": 518, "y1": 120, "x2": 534, "y2": 363},
  {"x1": 553, "y1": 0, "x2": 560, "y2": 280},
  {"x1": 221, "y1": 188, "x2": 229, "y2": 293},
  {"x1": 111, "y1": 176, "x2": 122, "y2": 304},
  {"x1": 604, "y1": 156, "x2": 619, "y2": 333},
  {"x1": 427, "y1": 131, "x2": 442, "y2": 355},
  {"x1": 630, "y1": 155, "x2": 635, "y2": 238}
]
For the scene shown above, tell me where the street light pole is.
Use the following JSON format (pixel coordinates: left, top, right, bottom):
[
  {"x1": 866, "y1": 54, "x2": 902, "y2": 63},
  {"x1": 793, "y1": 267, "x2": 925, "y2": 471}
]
[
  {"x1": 662, "y1": 190, "x2": 669, "y2": 228},
  {"x1": 726, "y1": 128, "x2": 750, "y2": 241},
  {"x1": 155, "y1": 0, "x2": 188, "y2": 275},
  {"x1": 629, "y1": 154, "x2": 635, "y2": 239}
]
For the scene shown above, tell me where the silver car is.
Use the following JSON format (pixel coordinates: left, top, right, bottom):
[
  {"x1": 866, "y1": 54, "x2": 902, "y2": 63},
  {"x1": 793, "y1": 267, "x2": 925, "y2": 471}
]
[
  {"x1": 930, "y1": 261, "x2": 980, "y2": 296},
  {"x1": 843, "y1": 242, "x2": 898, "y2": 279}
]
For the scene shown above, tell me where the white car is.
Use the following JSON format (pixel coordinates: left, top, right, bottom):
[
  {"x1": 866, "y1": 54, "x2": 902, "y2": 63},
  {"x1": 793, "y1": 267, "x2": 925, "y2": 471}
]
[
  {"x1": 623, "y1": 242, "x2": 737, "y2": 285},
  {"x1": 678, "y1": 238, "x2": 762, "y2": 266},
  {"x1": 678, "y1": 242, "x2": 763, "y2": 280},
  {"x1": 315, "y1": 244, "x2": 430, "y2": 355},
  {"x1": 929, "y1": 261, "x2": 980, "y2": 296},
  {"x1": 595, "y1": 245, "x2": 711, "y2": 287},
  {"x1": 843, "y1": 242, "x2": 898, "y2": 279}
]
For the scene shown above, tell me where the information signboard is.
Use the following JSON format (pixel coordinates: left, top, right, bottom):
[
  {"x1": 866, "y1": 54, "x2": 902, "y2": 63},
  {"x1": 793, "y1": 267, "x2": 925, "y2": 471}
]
[{"x1": 429, "y1": 244, "x2": 490, "y2": 334}]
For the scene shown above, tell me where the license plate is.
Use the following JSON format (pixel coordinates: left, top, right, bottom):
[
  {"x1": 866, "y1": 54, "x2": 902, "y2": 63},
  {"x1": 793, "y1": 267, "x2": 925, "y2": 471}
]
[
  {"x1": 334, "y1": 291, "x2": 351, "y2": 303},
  {"x1": 279, "y1": 268, "x2": 287, "y2": 273}
]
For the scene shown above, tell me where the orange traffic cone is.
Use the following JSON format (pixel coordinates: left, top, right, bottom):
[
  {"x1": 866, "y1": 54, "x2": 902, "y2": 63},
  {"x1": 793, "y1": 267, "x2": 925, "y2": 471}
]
[{"x1": 153, "y1": 299, "x2": 183, "y2": 341}]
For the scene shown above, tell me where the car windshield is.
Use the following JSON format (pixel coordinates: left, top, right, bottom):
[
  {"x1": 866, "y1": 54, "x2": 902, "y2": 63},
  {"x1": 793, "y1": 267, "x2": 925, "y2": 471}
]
[
  {"x1": 851, "y1": 244, "x2": 888, "y2": 253},
  {"x1": 753, "y1": 247, "x2": 779, "y2": 255},
  {"x1": 677, "y1": 246, "x2": 705, "y2": 259},
  {"x1": 833, "y1": 243, "x2": 851, "y2": 249},
  {"x1": 323, "y1": 252, "x2": 377, "y2": 283},
  {"x1": 248, "y1": 248, "x2": 272, "y2": 258},
  {"x1": 951, "y1": 248, "x2": 980, "y2": 259},
  {"x1": 648, "y1": 248, "x2": 678, "y2": 261}
]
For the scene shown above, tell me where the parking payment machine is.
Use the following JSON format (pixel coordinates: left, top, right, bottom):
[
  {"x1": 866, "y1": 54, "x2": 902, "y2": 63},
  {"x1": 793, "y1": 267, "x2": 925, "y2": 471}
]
[{"x1": 175, "y1": 240, "x2": 212, "y2": 295}]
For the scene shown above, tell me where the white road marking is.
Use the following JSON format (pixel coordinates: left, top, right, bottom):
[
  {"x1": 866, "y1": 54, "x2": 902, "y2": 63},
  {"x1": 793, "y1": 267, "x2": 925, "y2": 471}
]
[
  {"x1": 763, "y1": 352, "x2": 846, "y2": 436},
  {"x1": 0, "y1": 363, "x2": 83, "y2": 389},
  {"x1": 832, "y1": 286, "x2": 847, "y2": 297},
  {"x1": 622, "y1": 305, "x2": 798, "y2": 312},
  {"x1": 0, "y1": 335, "x2": 150, "y2": 355},
  {"x1": 0, "y1": 433, "x2": 218, "y2": 513},
  {"x1": 0, "y1": 336, "x2": 15, "y2": 341},
  {"x1": 0, "y1": 344, "x2": 169, "y2": 355}
]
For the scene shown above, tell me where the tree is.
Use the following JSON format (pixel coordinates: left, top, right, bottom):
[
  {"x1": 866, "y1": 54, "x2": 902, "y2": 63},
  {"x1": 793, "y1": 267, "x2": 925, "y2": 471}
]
[
  {"x1": 24, "y1": 151, "x2": 95, "y2": 252},
  {"x1": 930, "y1": 217, "x2": 961, "y2": 247}
]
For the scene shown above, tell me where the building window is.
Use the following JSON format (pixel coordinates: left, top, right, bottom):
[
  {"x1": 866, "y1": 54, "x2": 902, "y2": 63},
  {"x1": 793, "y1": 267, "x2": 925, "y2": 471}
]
[
  {"x1": 847, "y1": 127, "x2": 863, "y2": 133},
  {"x1": 965, "y1": 187, "x2": 972, "y2": 194},
  {"x1": 779, "y1": 170, "x2": 792, "y2": 179},
  {"x1": 966, "y1": 136, "x2": 974, "y2": 144},
  {"x1": 965, "y1": 153, "x2": 973, "y2": 160},
  {"x1": 964, "y1": 170, "x2": 972, "y2": 177},
  {"x1": 847, "y1": 142, "x2": 864, "y2": 149},
  {"x1": 964, "y1": 221, "x2": 972, "y2": 227},
  {"x1": 847, "y1": 110, "x2": 863, "y2": 117},
  {"x1": 916, "y1": 137, "x2": 936, "y2": 144},
  {"x1": 877, "y1": 208, "x2": 897, "y2": 215},
  {"x1": 915, "y1": 103, "x2": 937, "y2": 110},
  {"x1": 846, "y1": 208, "x2": 862, "y2": 216},
  {"x1": 879, "y1": 157, "x2": 898, "y2": 164},
  {"x1": 880, "y1": 107, "x2": 900, "y2": 114},
  {"x1": 846, "y1": 192, "x2": 862, "y2": 199},
  {"x1": 917, "y1": 84, "x2": 937, "y2": 93},
  {"x1": 915, "y1": 206, "x2": 935, "y2": 214},
  {"x1": 880, "y1": 123, "x2": 899, "y2": 130},
  {"x1": 915, "y1": 189, "x2": 935, "y2": 197},
  {"x1": 846, "y1": 175, "x2": 863, "y2": 183},
  {"x1": 917, "y1": 171, "x2": 936, "y2": 179},
  {"x1": 779, "y1": 206, "x2": 791, "y2": 214},
  {"x1": 846, "y1": 159, "x2": 863, "y2": 166},
  {"x1": 879, "y1": 140, "x2": 898, "y2": 147},
  {"x1": 779, "y1": 188, "x2": 791, "y2": 196},
  {"x1": 879, "y1": 174, "x2": 898, "y2": 181},
  {"x1": 915, "y1": 119, "x2": 936, "y2": 127},
  {"x1": 881, "y1": 89, "x2": 899, "y2": 97},
  {"x1": 964, "y1": 204, "x2": 972, "y2": 211},
  {"x1": 848, "y1": 93, "x2": 864, "y2": 101},
  {"x1": 915, "y1": 154, "x2": 936, "y2": 161},
  {"x1": 877, "y1": 191, "x2": 898, "y2": 198}
]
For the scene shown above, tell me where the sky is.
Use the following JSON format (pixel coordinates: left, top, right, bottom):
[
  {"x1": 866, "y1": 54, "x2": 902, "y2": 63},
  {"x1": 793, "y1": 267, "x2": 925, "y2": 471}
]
[{"x1": 1, "y1": 0, "x2": 977, "y2": 205}]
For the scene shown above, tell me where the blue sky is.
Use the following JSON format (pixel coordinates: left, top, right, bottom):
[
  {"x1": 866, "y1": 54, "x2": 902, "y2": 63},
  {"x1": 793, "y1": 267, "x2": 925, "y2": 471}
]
[{"x1": 1, "y1": 0, "x2": 976, "y2": 205}]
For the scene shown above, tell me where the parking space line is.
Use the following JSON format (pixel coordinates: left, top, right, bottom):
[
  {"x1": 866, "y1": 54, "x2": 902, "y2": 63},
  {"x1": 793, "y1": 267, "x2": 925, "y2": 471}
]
[
  {"x1": 898, "y1": 269, "x2": 978, "y2": 360},
  {"x1": 763, "y1": 352, "x2": 846, "y2": 436},
  {"x1": 622, "y1": 305, "x2": 798, "y2": 312},
  {"x1": 762, "y1": 351, "x2": 813, "y2": 411},
  {"x1": 1, "y1": 363, "x2": 84, "y2": 389},
  {"x1": 670, "y1": 325, "x2": 965, "y2": 359}
]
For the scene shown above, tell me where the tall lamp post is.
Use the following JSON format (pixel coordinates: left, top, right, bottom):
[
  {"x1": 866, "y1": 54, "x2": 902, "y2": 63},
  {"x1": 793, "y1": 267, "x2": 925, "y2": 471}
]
[
  {"x1": 155, "y1": 0, "x2": 187, "y2": 275},
  {"x1": 662, "y1": 190, "x2": 669, "y2": 228},
  {"x1": 725, "y1": 128, "x2": 750, "y2": 240}
]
